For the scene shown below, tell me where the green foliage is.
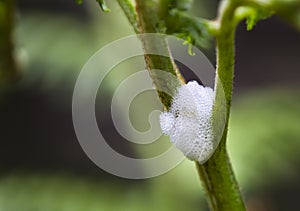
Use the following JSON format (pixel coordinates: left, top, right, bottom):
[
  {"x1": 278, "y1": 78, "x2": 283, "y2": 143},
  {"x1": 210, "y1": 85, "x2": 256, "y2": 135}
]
[
  {"x1": 156, "y1": 0, "x2": 212, "y2": 55},
  {"x1": 165, "y1": 9, "x2": 211, "y2": 50}
]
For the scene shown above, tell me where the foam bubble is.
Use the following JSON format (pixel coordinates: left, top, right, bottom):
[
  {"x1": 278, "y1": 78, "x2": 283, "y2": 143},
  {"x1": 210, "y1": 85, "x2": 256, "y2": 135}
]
[{"x1": 160, "y1": 81, "x2": 215, "y2": 163}]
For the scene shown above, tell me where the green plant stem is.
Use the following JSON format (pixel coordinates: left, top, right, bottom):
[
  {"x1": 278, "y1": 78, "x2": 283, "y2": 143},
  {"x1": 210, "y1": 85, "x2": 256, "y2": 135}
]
[
  {"x1": 133, "y1": 0, "x2": 185, "y2": 110},
  {"x1": 196, "y1": 1, "x2": 245, "y2": 210},
  {"x1": 0, "y1": 0, "x2": 18, "y2": 92},
  {"x1": 116, "y1": 0, "x2": 139, "y2": 33}
]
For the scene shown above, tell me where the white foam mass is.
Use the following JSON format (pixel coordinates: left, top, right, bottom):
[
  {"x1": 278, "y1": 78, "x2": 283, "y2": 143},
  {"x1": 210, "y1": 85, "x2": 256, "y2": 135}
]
[{"x1": 159, "y1": 81, "x2": 215, "y2": 163}]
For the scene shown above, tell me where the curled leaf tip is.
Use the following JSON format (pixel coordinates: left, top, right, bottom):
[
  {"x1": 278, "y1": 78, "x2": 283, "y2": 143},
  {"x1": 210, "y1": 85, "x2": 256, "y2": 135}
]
[{"x1": 246, "y1": 8, "x2": 273, "y2": 31}]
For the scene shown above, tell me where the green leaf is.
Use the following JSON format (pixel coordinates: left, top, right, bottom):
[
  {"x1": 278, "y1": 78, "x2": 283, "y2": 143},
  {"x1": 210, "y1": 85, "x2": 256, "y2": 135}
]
[
  {"x1": 165, "y1": 9, "x2": 211, "y2": 51},
  {"x1": 96, "y1": 0, "x2": 110, "y2": 12},
  {"x1": 246, "y1": 8, "x2": 274, "y2": 31}
]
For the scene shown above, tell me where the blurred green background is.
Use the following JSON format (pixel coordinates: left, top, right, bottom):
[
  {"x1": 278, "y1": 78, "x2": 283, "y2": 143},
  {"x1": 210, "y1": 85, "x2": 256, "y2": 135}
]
[{"x1": 0, "y1": 0, "x2": 300, "y2": 210}]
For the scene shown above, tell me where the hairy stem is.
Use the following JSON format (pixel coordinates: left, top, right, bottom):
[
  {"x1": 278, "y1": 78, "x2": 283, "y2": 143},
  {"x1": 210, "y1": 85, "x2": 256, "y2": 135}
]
[
  {"x1": 116, "y1": 0, "x2": 139, "y2": 33},
  {"x1": 133, "y1": 0, "x2": 185, "y2": 110},
  {"x1": 196, "y1": 0, "x2": 245, "y2": 210}
]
